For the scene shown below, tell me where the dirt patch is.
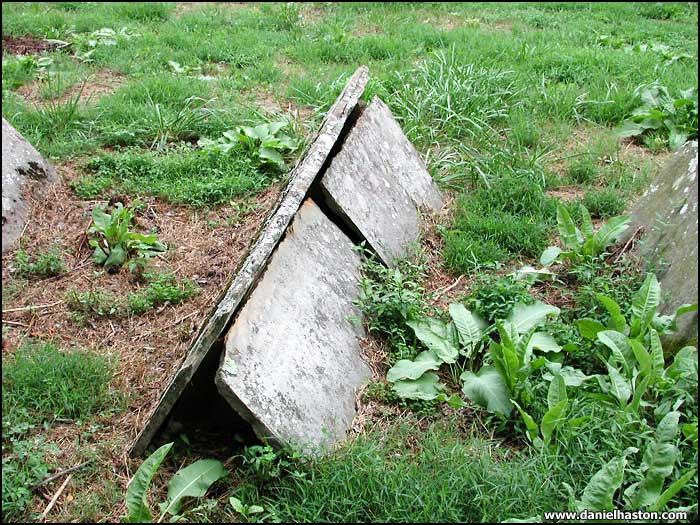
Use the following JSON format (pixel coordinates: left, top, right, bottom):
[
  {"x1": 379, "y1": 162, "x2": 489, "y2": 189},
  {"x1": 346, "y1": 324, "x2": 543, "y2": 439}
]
[
  {"x1": 416, "y1": 192, "x2": 477, "y2": 309},
  {"x1": 1, "y1": 163, "x2": 281, "y2": 521},
  {"x1": 546, "y1": 186, "x2": 585, "y2": 202},
  {"x1": 16, "y1": 70, "x2": 126, "y2": 107},
  {"x1": 2, "y1": 34, "x2": 57, "y2": 55}
]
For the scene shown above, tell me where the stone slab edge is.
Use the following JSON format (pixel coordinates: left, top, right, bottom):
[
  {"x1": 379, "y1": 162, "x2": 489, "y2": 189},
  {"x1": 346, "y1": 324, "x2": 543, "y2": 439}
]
[{"x1": 130, "y1": 65, "x2": 370, "y2": 457}]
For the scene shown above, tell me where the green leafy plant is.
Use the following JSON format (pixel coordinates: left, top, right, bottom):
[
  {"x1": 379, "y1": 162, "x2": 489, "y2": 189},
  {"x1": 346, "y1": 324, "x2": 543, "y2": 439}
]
[
  {"x1": 354, "y1": 251, "x2": 428, "y2": 363},
  {"x1": 542, "y1": 203, "x2": 630, "y2": 265},
  {"x1": 461, "y1": 301, "x2": 572, "y2": 417},
  {"x1": 572, "y1": 412, "x2": 696, "y2": 513},
  {"x1": 198, "y1": 121, "x2": 297, "y2": 169},
  {"x1": 576, "y1": 273, "x2": 697, "y2": 412},
  {"x1": 88, "y1": 201, "x2": 166, "y2": 270},
  {"x1": 463, "y1": 273, "x2": 534, "y2": 325},
  {"x1": 124, "y1": 442, "x2": 227, "y2": 523},
  {"x1": 146, "y1": 94, "x2": 215, "y2": 150},
  {"x1": 13, "y1": 248, "x2": 67, "y2": 278},
  {"x1": 65, "y1": 272, "x2": 197, "y2": 318},
  {"x1": 386, "y1": 303, "x2": 487, "y2": 401},
  {"x1": 229, "y1": 496, "x2": 265, "y2": 522},
  {"x1": 618, "y1": 84, "x2": 698, "y2": 150}
]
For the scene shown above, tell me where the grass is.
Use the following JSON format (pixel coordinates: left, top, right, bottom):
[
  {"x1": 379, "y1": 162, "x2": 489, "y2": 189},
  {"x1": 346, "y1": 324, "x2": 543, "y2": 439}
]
[
  {"x1": 65, "y1": 271, "x2": 198, "y2": 319},
  {"x1": 2, "y1": 340, "x2": 117, "y2": 427},
  {"x1": 13, "y1": 247, "x2": 67, "y2": 279},
  {"x1": 1, "y1": 2, "x2": 698, "y2": 522}
]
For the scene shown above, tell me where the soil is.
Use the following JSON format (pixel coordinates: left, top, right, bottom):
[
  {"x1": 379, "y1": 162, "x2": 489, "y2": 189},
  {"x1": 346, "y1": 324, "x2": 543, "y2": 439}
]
[{"x1": 2, "y1": 34, "x2": 58, "y2": 55}]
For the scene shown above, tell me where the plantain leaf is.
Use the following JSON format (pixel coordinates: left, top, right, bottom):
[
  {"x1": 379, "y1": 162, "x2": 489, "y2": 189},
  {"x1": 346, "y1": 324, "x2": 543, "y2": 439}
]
[
  {"x1": 547, "y1": 374, "x2": 568, "y2": 410},
  {"x1": 387, "y1": 351, "x2": 442, "y2": 382},
  {"x1": 556, "y1": 204, "x2": 582, "y2": 251},
  {"x1": 598, "y1": 330, "x2": 634, "y2": 372},
  {"x1": 596, "y1": 294, "x2": 627, "y2": 332},
  {"x1": 629, "y1": 338, "x2": 652, "y2": 376},
  {"x1": 393, "y1": 372, "x2": 444, "y2": 400},
  {"x1": 631, "y1": 273, "x2": 661, "y2": 331},
  {"x1": 507, "y1": 302, "x2": 560, "y2": 334},
  {"x1": 448, "y1": 303, "x2": 485, "y2": 357},
  {"x1": 407, "y1": 319, "x2": 460, "y2": 364},
  {"x1": 540, "y1": 246, "x2": 562, "y2": 267},
  {"x1": 579, "y1": 205, "x2": 595, "y2": 240},
  {"x1": 124, "y1": 442, "x2": 173, "y2": 523},
  {"x1": 649, "y1": 329, "x2": 666, "y2": 378},
  {"x1": 512, "y1": 400, "x2": 539, "y2": 444},
  {"x1": 577, "y1": 318, "x2": 607, "y2": 340},
  {"x1": 631, "y1": 411, "x2": 680, "y2": 509},
  {"x1": 159, "y1": 459, "x2": 228, "y2": 516},
  {"x1": 606, "y1": 363, "x2": 631, "y2": 407},
  {"x1": 460, "y1": 366, "x2": 512, "y2": 416},
  {"x1": 648, "y1": 469, "x2": 697, "y2": 512},
  {"x1": 541, "y1": 398, "x2": 568, "y2": 446},
  {"x1": 527, "y1": 332, "x2": 562, "y2": 354},
  {"x1": 592, "y1": 215, "x2": 630, "y2": 254},
  {"x1": 576, "y1": 457, "x2": 626, "y2": 512}
]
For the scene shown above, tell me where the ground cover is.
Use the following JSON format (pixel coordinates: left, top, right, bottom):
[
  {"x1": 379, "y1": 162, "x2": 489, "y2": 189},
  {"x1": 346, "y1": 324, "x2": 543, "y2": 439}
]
[{"x1": 2, "y1": 2, "x2": 697, "y2": 522}]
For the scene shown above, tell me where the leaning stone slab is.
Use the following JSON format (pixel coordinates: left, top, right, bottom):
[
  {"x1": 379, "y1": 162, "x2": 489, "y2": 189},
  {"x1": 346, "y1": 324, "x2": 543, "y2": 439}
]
[
  {"x1": 130, "y1": 65, "x2": 370, "y2": 457},
  {"x1": 319, "y1": 96, "x2": 443, "y2": 266},
  {"x1": 215, "y1": 199, "x2": 370, "y2": 452},
  {"x1": 2, "y1": 118, "x2": 57, "y2": 253},
  {"x1": 624, "y1": 140, "x2": 698, "y2": 347}
]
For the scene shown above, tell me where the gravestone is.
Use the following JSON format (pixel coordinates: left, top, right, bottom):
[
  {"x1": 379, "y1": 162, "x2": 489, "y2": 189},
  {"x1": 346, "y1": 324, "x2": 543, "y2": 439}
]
[
  {"x1": 131, "y1": 66, "x2": 443, "y2": 456},
  {"x1": 624, "y1": 140, "x2": 698, "y2": 347},
  {"x1": 2, "y1": 118, "x2": 57, "y2": 253},
  {"x1": 319, "y1": 97, "x2": 443, "y2": 265},
  {"x1": 215, "y1": 199, "x2": 369, "y2": 451}
]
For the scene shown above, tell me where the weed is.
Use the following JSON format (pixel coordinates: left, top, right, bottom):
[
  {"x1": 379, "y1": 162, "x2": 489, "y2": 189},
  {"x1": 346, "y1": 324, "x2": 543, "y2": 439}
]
[
  {"x1": 88, "y1": 200, "x2": 167, "y2": 270},
  {"x1": 126, "y1": 272, "x2": 198, "y2": 315},
  {"x1": 13, "y1": 247, "x2": 67, "y2": 278},
  {"x1": 123, "y1": 442, "x2": 227, "y2": 523},
  {"x1": 618, "y1": 84, "x2": 698, "y2": 150},
  {"x1": 199, "y1": 121, "x2": 298, "y2": 170},
  {"x1": 66, "y1": 272, "x2": 198, "y2": 318},
  {"x1": 2, "y1": 436, "x2": 58, "y2": 521},
  {"x1": 354, "y1": 250, "x2": 428, "y2": 363},
  {"x1": 464, "y1": 273, "x2": 534, "y2": 325},
  {"x1": 567, "y1": 158, "x2": 599, "y2": 185}
]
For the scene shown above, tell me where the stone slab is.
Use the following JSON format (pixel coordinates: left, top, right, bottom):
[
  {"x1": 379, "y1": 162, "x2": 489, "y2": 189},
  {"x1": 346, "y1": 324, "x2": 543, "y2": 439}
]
[
  {"x1": 215, "y1": 199, "x2": 370, "y2": 451},
  {"x1": 624, "y1": 140, "x2": 698, "y2": 347},
  {"x1": 2, "y1": 118, "x2": 57, "y2": 253},
  {"x1": 319, "y1": 96, "x2": 443, "y2": 266},
  {"x1": 130, "y1": 65, "x2": 370, "y2": 456}
]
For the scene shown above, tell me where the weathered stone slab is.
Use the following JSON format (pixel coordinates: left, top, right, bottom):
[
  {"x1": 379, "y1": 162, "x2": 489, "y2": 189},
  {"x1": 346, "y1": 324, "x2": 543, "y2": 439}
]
[
  {"x1": 2, "y1": 118, "x2": 57, "y2": 253},
  {"x1": 624, "y1": 140, "x2": 698, "y2": 347},
  {"x1": 319, "y1": 96, "x2": 443, "y2": 266},
  {"x1": 131, "y1": 66, "x2": 370, "y2": 456},
  {"x1": 215, "y1": 199, "x2": 370, "y2": 451}
]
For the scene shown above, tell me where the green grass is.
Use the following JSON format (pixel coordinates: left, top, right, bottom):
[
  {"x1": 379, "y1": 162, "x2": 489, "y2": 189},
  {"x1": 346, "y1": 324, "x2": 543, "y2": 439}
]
[
  {"x1": 65, "y1": 271, "x2": 198, "y2": 319},
  {"x1": 75, "y1": 147, "x2": 273, "y2": 206},
  {"x1": 2, "y1": 340, "x2": 116, "y2": 427},
  {"x1": 235, "y1": 417, "x2": 603, "y2": 523},
  {"x1": 13, "y1": 247, "x2": 67, "y2": 279}
]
